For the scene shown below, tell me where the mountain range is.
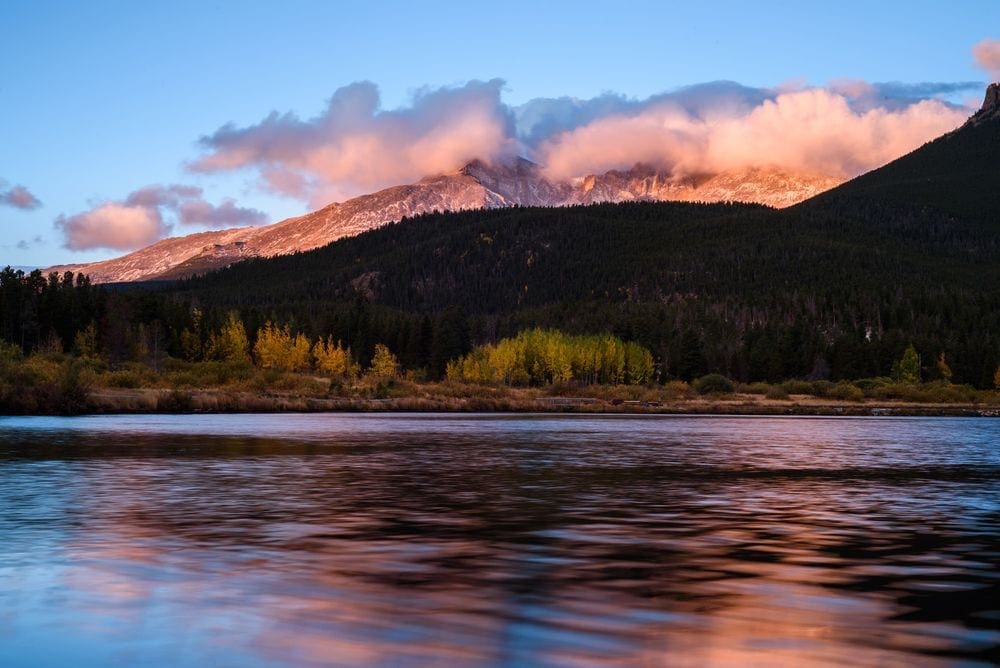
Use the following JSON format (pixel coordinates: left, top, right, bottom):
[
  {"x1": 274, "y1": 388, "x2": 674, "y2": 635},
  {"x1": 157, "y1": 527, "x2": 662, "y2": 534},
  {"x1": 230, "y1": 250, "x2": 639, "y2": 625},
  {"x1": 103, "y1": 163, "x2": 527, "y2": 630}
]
[{"x1": 47, "y1": 160, "x2": 840, "y2": 283}]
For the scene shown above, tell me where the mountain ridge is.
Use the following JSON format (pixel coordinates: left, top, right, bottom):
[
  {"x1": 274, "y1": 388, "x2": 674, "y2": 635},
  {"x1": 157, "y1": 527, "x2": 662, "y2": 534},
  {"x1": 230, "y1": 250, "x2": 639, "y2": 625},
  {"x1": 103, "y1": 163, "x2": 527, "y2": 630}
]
[{"x1": 46, "y1": 161, "x2": 840, "y2": 283}]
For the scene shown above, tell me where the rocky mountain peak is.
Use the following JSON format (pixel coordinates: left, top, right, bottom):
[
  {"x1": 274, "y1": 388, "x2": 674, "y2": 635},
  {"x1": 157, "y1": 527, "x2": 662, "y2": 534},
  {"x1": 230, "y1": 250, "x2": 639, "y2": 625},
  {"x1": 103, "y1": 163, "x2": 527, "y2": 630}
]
[
  {"x1": 969, "y1": 83, "x2": 1000, "y2": 125},
  {"x1": 983, "y1": 83, "x2": 1000, "y2": 112}
]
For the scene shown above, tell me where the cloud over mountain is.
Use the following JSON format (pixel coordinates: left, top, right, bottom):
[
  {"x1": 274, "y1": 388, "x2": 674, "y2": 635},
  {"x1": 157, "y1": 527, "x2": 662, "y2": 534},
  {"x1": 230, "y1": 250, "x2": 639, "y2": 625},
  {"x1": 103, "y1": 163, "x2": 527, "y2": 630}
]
[
  {"x1": 189, "y1": 79, "x2": 973, "y2": 205},
  {"x1": 535, "y1": 86, "x2": 967, "y2": 182},
  {"x1": 973, "y1": 38, "x2": 1000, "y2": 80},
  {"x1": 0, "y1": 181, "x2": 42, "y2": 210},
  {"x1": 190, "y1": 80, "x2": 516, "y2": 208},
  {"x1": 56, "y1": 185, "x2": 266, "y2": 251}
]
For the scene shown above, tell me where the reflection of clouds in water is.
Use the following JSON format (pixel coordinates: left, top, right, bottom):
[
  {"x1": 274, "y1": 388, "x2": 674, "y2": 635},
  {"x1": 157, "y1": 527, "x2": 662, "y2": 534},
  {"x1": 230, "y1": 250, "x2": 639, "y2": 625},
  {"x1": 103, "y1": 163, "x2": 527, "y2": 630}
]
[{"x1": 0, "y1": 416, "x2": 997, "y2": 665}]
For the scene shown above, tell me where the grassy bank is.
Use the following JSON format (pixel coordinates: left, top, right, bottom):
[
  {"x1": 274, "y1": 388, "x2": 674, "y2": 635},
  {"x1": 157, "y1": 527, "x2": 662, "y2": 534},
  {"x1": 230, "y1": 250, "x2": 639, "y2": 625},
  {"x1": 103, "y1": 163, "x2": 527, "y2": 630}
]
[{"x1": 2, "y1": 351, "x2": 999, "y2": 417}]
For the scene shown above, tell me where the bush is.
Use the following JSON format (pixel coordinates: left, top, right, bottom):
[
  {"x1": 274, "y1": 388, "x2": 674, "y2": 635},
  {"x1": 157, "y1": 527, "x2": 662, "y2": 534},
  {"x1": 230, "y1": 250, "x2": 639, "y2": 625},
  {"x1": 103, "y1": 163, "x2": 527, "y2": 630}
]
[
  {"x1": 766, "y1": 385, "x2": 790, "y2": 400},
  {"x1": 853, "y1": 377, "x2": 892, "y2": 393},
  {"x1": 185, "y1": 360, "x2": 253, "y2": 386},
  {"x1": 694, "y1": 374, "x2": 735, "y2": 395},
  {"x1": 780, "y1": 380, "x2": 814, "y2": 395},
  {"x1": 828, "y1": 381, "x2": 864, "y2": 402},
  {"x1": 662, "y1": 380, "x2": 694, "y2": 400},
  {"x1": 104, "y1": 369, "x2": 144, "y2": 388}
]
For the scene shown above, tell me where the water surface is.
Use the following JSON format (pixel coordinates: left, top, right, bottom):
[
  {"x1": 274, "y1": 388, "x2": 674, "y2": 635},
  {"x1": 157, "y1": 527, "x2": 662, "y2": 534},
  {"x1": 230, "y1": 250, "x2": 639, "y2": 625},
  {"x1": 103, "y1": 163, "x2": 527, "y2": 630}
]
[{"x1": 1, "y1": 414, "x2": 998, "y2": 666}]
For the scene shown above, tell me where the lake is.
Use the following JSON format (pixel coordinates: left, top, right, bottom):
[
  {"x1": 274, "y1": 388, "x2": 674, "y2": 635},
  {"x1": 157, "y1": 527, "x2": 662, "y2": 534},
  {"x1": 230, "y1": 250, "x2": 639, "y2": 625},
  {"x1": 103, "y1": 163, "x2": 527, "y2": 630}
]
[{"x1": 0, "y1": 414, "x2": 997, "y2": 666}]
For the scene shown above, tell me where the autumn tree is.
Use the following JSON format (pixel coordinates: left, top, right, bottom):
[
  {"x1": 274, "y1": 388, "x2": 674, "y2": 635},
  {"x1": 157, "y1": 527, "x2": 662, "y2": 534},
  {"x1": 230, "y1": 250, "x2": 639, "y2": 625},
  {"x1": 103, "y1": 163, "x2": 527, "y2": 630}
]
[
  {"x1": 447, "y1": 329, "x2": 654, "y2": 386},
  {"x1": 254, "y1": 321, "x2": 314, "y2": 371},
  {"x1": 206, "y1": 312, "x2": 250, "y2": 364},
  {"x1": 934, "y1": 352, "x2": 953, "y2": 383},
  {"x1": 289, "y1": 332, "x2": 312, "y2": 371},
  {"x1": 313, "y1": 337, "x2": 353, "y2": 377},
  {"x1": 368, "y1": 343, "x2": 400, "y2": 378}
]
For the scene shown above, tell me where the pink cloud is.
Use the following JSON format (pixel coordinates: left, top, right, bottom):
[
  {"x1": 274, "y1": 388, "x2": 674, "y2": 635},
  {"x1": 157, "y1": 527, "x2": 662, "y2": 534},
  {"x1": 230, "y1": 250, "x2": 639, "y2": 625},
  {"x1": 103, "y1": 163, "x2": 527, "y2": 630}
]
[
  {"x1": 55, "y1": 184, "x2": 267, "y2": 251},
  {"x1": 0, "y1": 182, "x2": 42, "y2": 210},
  {"x1": 537, "y1": 88, "x2": 967, "y2": 182},
  {"x1": 190, "y1": 80, "x2": 516, "y2": 207},
  {"x1": 973, "y1": 38, "x2": 1000, "y2": 80},
  {"x1": 56, "y1": 203, "x2": 168, "y2": 251},
  {"x1": 188, "y1": 79, "x2": 975, "y2": 206}
]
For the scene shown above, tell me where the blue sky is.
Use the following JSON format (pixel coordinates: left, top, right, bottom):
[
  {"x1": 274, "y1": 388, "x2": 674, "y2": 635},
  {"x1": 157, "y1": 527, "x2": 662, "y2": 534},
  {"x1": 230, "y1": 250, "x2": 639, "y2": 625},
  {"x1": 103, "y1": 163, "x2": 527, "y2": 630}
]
[{"x1": 2, "y1": 0, "x2": 998, "y2": 267}]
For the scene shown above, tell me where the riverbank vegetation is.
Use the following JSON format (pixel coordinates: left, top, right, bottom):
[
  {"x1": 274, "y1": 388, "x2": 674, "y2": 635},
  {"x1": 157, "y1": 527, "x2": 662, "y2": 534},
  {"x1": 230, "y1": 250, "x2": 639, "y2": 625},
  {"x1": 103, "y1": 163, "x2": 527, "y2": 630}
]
[
  {"x1": 1, "y1": 265, "x2": 999, "y2": 414},
  {"x1": 2, "y1": 334, "x2": 997, "y2": 415}
]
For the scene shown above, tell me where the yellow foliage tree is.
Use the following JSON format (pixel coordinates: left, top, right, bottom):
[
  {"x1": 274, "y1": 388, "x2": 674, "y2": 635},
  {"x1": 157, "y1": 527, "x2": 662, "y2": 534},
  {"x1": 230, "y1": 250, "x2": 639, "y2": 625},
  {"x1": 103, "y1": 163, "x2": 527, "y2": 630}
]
[
  {"x1": 206, "y1": 312, "x2": 250, "y2": 364},
  {"x1": 290, "y1": 333, "x2": 312, "y2": 371},
  {"x1": 253, "y1": 321, "x2": 291, "y2": 369},
  {"x1": 447, "y1": 328, "x2": 654, "y2": 386},
  {"x1": 313, "y1": 337, "x2": 352, "y2": 376},
  {"x1": 254, "y1": 321, "x2": 313, "y2": 371},
  {"x1": 368, "y1": 343, "x2": 400, "y2": 378}
]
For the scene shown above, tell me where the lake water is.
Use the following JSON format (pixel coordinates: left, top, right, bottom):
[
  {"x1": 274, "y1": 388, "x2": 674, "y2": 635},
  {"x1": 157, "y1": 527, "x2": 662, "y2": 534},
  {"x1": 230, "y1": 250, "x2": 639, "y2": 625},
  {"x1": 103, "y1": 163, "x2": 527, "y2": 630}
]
[{"x1": 0, "y1": 414, "x2": 997, "y2": 667}]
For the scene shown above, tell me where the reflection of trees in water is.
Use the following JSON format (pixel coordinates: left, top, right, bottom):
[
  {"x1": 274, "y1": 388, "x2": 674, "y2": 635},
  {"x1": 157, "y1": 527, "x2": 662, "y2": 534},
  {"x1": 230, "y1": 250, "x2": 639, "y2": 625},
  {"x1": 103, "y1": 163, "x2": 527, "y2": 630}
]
[{"x1": 40, "y1": 431, "x2": 1000, "y2": 664}]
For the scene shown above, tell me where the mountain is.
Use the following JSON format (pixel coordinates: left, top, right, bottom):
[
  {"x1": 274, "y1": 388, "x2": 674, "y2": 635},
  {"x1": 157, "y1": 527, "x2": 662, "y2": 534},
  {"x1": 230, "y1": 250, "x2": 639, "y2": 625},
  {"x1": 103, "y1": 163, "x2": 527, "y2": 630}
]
[
  {"x1": 159, "y1": 86, "x2": 1000, "y2": 386},
  {"x1": 46, "y1": 161, "x2": 839, "y2": 283},
  {"x1": 798, "y1": 82, "x2": 1000, "y2": 225}
]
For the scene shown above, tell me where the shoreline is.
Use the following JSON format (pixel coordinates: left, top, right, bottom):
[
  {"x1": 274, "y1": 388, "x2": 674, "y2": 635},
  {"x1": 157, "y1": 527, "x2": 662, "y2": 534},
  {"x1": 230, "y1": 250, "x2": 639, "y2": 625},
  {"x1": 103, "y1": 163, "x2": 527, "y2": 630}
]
[{"x1": 65, "y1": 388, "x2": 1000, "y2": 418}]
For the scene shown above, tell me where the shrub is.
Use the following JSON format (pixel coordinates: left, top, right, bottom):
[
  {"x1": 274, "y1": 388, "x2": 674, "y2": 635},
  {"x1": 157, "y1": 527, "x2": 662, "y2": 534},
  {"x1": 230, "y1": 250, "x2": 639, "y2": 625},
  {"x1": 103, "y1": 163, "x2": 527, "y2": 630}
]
[
  {"x1": 662, "y1": 380, "x2": 694, "y2": 400},
  {"x1": 809, "y1": 380, "x2": 837, "y2": 396},
  {"x1": 766, "y1": 385, "x2": 790, "y2": 400},
  {"x1": 694, "y1": 374, "x2": 735, "y2": 395},
  {"x1": 828, "y1": 381, "x2": 864, "y2": 402},
  {"x1": 104, "y1": 370, "x2": 143, "y2": 389},
  {"x1": 853, "y1": 377, "x2": 891, "y2": 393},
  {"x1": 780, "y1": 380, "x2": 813, "y2": 395}
]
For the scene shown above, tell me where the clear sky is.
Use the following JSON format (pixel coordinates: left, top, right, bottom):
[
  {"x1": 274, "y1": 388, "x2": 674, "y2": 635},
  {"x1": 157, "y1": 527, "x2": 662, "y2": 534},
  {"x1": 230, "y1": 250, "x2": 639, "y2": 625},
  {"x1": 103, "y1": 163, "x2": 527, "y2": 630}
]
[{"x1": 2, "y1": 0, "x2": 998, "y2": 267}]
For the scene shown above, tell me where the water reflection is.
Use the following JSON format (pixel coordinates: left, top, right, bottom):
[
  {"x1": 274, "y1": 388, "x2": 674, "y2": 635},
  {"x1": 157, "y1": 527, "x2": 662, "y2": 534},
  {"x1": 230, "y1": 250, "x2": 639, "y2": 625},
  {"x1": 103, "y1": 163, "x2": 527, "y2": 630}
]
[{"x1": 0, "y1": 415, "x2": 998, "y2": 666}]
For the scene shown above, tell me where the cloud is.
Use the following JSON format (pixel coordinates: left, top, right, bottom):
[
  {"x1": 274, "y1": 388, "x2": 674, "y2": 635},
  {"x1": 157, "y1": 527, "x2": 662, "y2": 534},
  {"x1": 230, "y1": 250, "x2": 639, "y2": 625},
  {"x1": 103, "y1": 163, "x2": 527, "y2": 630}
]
[
  {"x1": 125, "y1": 184, "x2": 202, "y2": 208},
  {"x1": 534, "y1": 86, "x2": 968, "y2": 182},
  {"x1": 56, "y1": 184, "x2": 267, "y2": 251},
  {"x1": 973, "y1": 38, "x2": 1000, "y2": 80},
  {"x1": 56, "y1": 203, "x2": 168, "y2": 251},
  {"x1": 514, "y1": 81, "x2": 771, "y2": 148},
  {"x1": 189, "y1": 78, "x2": 972, "y2": 204},
  {"x1": 176, "y1": 198, "x2": 267, "y2": 227},
  {"x1": 0, "y1": 181, "x2": 42, "y2": 210},
  {"x1": 190, "y1": 79, "x2": 517, "y2": 206},
  {"x1": 14, "y1": 235, "x2": 45, "y2": 251}
]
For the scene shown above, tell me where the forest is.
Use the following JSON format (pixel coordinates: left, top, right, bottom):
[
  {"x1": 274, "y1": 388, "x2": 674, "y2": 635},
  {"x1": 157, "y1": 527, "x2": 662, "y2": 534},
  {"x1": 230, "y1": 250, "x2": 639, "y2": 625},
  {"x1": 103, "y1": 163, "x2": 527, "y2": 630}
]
[{"x1": 2, "y1": 192, "x2": 998, "y2": 395}]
